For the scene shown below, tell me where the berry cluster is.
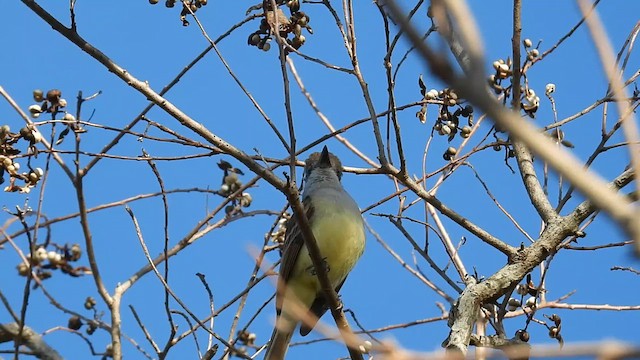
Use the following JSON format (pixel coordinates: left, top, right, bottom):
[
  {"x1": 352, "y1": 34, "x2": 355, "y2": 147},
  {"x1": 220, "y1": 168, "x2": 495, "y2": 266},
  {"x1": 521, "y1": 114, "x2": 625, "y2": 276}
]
[
  {"x1": 231, "y1": 329, "x2": 258, "y2": 357},
  {"x1": 28, "y1": 89, "x2": 68, "y2": 119},
  {"x1": 66, "y1": 296, "x2": 101, "y2": 337},
  {"x1": 488, "y1": 38, "x2": 543, "y2": 119},
  {"x1": 149, "y1": 0, "x2": 208, "y2": 26},
  {"x1": 217, "y1": 160, "x2": 252, "y2": 215},
  {"x1": 29, "y1": 89, "x2": 86, "y2": 145},
  {"x1": 17, "y1": 243, "x2": 89, "y2": 280},
  {"x1": 417, "y1": 76, "x2": 475, "y2": 160},
  {"x1": 247, "y1": 0, "x2": 312, "y2": 52},
  {"x1": 0, "y1": 123, "x2": 44, "y2": 193},
  {"x1": 504, "y1": 274, "x2": 564, "y2": 345}
]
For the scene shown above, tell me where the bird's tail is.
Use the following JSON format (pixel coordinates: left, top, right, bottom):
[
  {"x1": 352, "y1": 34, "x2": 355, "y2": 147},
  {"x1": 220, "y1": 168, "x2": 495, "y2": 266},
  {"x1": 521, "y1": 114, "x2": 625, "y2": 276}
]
[{"x1": 264, "y1": 316, "x2": 296, "y2": 360}]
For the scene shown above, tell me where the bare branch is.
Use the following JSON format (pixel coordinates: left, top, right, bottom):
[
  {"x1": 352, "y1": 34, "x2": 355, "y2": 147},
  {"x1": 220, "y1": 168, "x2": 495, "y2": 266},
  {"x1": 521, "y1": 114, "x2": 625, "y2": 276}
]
[{"x1": 0, "y1": 323, "x2": 63, "y2": 360}]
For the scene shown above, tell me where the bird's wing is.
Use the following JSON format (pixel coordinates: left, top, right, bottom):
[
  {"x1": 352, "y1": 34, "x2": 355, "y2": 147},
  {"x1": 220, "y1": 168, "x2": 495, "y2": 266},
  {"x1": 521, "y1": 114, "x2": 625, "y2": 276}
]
[{"x1": 275, "y1": 196, "x2": 314, "y2": 313}]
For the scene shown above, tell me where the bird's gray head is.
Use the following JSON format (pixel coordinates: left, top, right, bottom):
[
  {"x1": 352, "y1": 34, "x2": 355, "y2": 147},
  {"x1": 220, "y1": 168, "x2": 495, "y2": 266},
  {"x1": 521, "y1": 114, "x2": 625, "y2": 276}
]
[{"x1": 303, "y1": 146, "x2": 343, "y2": 182}]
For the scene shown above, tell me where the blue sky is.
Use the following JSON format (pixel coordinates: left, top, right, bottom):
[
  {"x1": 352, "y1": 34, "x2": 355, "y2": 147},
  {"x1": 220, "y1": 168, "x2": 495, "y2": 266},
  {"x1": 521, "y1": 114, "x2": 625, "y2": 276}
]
[{"x1": 1, "y1": 1, "x2": 639, "y2": 359}]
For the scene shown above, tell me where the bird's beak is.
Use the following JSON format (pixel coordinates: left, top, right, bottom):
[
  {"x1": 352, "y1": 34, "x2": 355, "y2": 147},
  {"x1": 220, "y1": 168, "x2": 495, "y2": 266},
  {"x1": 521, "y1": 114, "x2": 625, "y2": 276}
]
[{"x1": 319, "y1": 145, "x2": 331, "y2": 167}]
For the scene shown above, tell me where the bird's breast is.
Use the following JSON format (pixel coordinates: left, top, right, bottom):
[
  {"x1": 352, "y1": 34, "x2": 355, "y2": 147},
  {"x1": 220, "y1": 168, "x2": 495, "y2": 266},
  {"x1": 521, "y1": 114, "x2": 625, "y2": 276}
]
[{"x1": 293, "y1": 194, "x2": 365, "y2": 288}]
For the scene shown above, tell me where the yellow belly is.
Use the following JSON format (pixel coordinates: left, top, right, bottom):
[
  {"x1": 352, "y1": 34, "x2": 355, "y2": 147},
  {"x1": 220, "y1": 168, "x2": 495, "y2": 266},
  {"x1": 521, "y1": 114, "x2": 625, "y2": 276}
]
[{"x1": 285, "y1": 203, "x2": 365, "y2": 309}]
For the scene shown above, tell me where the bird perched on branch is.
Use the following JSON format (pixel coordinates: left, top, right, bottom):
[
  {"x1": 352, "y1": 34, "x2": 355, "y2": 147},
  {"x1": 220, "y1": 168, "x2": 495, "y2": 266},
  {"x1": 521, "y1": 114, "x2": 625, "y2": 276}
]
[{"x1": 265, "y1": 146, "x2": 365, "y2": 360}]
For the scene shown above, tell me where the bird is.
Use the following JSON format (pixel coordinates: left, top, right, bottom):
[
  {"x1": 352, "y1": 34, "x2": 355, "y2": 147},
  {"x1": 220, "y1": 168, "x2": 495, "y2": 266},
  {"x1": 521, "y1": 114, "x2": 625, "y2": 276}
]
[{"x1": 264, "y1": 146, "x2": 366, "y2": 360}]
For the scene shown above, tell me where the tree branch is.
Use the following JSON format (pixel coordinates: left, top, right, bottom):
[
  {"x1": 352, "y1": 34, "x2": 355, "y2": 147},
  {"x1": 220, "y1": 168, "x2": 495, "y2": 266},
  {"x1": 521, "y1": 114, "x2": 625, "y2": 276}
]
[
  {"x1": 0, "y1": 323, "x2": 63, "y2": 360},
  {"x1": 382, "y1": 0, "x2": 640, "y2": 248},
  {"x1": 20, "y1": 0, "x2": 286, "y2": 193}
]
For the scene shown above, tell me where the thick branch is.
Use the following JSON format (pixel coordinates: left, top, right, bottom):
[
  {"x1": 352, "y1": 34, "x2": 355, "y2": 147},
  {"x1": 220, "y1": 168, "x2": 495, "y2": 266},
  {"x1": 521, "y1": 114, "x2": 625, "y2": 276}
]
[
  {"x1": 510, "y1": 0, "x2": 557, "y2": 223},
  {"x1": 512, "y1": 142, "x2": 558, "y2": 222},
  {"x1": 443, "y1": 168, "x2": 635, "y2": 353},
  {"x1": 0, "y1": 323, "x2": 63, "y2": 360}
]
